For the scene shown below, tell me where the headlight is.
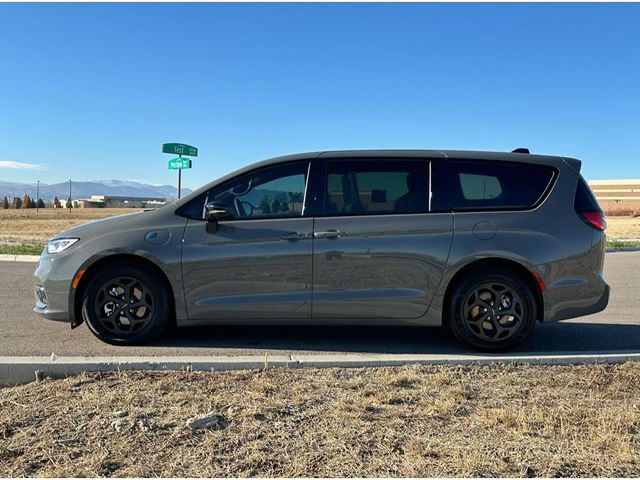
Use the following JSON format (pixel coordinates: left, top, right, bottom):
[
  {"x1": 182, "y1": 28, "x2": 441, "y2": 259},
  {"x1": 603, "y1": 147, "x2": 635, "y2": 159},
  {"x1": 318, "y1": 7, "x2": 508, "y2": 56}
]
[{"x1": 46, "y1": 238, "x2": 80, "y2": 254}]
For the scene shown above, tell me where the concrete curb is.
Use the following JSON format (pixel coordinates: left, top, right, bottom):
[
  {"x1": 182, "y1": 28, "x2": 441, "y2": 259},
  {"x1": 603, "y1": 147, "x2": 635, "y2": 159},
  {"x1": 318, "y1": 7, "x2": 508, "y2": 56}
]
[
  {"x1": 2, "y1": 352, "x2": 640, "y2": 387},
  {"x1": 0, "y1": 254, "x2": 40, "y2": 262}
]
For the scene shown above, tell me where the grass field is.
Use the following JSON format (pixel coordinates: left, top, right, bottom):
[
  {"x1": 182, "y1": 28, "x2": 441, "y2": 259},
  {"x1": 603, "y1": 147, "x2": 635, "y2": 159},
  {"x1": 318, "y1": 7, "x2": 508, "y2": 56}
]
[
  {"x1": 0, "y1": 208, "x2": 142, "y2": 246},
  {"x1": 0, "y1": 209, "x2": 638, "y2": 254},
  {"x1": 1, "y1": 363, "x2": 639, "y2": 477}
]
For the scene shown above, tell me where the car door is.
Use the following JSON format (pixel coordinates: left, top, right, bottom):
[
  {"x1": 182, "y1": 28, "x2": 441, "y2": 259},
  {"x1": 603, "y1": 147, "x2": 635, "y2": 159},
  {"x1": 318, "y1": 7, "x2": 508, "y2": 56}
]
[
  {"x1": 181, "y1": 161, "x2": 314, "y2": 323},
  {"x1": 312, "y1": 156, "x2": 453, "y2": 322}
]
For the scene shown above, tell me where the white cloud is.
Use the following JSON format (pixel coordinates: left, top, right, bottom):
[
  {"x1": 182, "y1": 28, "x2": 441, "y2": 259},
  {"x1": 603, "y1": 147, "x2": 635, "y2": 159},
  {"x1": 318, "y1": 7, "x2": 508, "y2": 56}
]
[{"x1": 0, "y1": 160, "x2": 46, "y2": 170}]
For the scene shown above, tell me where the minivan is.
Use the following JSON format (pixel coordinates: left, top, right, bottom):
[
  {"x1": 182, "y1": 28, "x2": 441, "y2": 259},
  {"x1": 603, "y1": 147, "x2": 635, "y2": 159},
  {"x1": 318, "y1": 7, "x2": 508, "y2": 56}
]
[{"x1": 34, "y1": 149, "x2": 609, "y2": 351}]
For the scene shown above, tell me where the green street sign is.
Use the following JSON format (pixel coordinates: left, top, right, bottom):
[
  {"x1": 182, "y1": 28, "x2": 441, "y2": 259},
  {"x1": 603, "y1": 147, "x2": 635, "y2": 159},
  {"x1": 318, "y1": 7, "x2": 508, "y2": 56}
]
[
  {"x1": 168, "y1": 157, "x2": 192, "y2": 170},
  {"x1": 162, "y1": 143, "x2": 198, "y2": 157}
]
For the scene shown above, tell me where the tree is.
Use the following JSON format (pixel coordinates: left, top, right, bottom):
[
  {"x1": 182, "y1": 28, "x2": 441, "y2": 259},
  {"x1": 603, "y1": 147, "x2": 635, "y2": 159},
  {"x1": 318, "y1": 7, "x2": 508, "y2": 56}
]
[
  {"x1": 22, "y1": 193, "x2": 31, "y2": 209},
  {"x1": 281, "y1": 201, "x2": 289, "y2": 213},
  {"x1": 29, "y1": 198, "x2": 37, "y2": 208},
  {"x1": 37, "y1": 199, "x2": 45, "y2": 209},
  {"x1": 12, "y1": 197, "x2": 22, "y2": 209},
  {"x1": 271, "y1": 198, "x2": 281, "y2": 213},
  {"x1": 53, "y1": 196, "x2": 60, "y2": 208},
  {"x1": 259, "y1": 195, "x2": 271, "y2": 214},
  {"x1": 66, "y1": 197, "x2": 73, "y2": 209},
  {"x1": 1, "y1": 196, "x2": 8, "y2": 209}
]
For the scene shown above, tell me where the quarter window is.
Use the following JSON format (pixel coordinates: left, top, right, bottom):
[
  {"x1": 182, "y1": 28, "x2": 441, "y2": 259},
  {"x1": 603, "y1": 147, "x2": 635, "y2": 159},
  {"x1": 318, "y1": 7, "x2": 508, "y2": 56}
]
[
  {"x1": 446, "y1": 160, "x2": 555, "y2": 210},
  {"x1": 325, "y1": 160, "x2": 429, "y2": 215}
]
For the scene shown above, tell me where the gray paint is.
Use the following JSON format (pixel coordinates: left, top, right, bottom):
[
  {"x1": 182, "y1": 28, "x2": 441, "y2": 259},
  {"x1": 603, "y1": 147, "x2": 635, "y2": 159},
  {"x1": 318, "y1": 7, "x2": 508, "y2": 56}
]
[{"x1": 33, "y1": 149, "x2": 608, "y2": 334}]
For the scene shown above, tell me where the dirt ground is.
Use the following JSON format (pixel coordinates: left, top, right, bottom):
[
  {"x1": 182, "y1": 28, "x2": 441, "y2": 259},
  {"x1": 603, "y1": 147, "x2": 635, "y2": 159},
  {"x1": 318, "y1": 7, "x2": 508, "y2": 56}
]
[{"x1": 1, "y1": 363, "x2": 639, "y2": 477}]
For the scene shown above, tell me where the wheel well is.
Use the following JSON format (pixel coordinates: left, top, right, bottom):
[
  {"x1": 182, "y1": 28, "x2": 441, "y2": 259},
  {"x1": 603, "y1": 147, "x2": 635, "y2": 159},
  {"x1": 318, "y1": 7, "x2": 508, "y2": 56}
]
[
  {"x1": 443, "y1": 258, "x2": 544, "y2": 322},
  {"x1": 73, "y1": 254, "x2": 176, "y2": 327}
]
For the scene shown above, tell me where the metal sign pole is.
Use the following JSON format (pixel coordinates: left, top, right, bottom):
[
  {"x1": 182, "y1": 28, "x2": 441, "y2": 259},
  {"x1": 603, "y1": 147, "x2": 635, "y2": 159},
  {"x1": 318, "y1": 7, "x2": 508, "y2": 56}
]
[{"x1": 177, "y1": 154, "x2": 182, "y2": 200}]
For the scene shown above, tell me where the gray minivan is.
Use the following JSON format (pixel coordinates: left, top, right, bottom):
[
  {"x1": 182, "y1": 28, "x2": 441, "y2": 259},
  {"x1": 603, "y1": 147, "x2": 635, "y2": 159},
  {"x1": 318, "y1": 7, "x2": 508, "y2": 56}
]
[{"x1": 33, "y1": 149, "x2": 609, "y2": 351}]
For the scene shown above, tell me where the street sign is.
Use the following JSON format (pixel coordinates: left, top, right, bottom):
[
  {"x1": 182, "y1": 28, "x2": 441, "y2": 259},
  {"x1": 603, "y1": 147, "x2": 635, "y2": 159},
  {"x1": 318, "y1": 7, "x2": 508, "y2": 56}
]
[
  {"x1": 168, "y1": 157, "x2": 192, "y2": 170},
  {"x1": 162, "y1": 143, "x2": 198, "y2": 157}
]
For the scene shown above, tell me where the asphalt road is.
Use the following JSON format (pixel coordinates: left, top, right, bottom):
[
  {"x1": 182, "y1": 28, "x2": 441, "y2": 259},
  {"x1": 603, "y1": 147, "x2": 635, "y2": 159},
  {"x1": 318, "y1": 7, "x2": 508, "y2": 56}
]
[{"x1": 1, "y1": 252, "x2": 638, "y2": 357}]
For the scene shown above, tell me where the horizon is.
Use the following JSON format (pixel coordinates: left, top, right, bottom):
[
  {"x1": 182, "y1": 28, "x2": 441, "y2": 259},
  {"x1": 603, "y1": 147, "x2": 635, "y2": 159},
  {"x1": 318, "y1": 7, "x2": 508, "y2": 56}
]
[{"x1": 1, "y1": 3, "x2": 639, "y2": 188}]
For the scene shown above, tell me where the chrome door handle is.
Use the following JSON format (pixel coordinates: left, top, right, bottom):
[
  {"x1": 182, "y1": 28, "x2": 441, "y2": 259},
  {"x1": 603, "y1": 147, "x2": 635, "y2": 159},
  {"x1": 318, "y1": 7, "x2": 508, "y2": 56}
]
[
  {"x1": 280, "y1": 232, "x2": 312, "y2": 241},
  {"x1": 314, "y1": 230, "x2": 347, "y2": 239}
]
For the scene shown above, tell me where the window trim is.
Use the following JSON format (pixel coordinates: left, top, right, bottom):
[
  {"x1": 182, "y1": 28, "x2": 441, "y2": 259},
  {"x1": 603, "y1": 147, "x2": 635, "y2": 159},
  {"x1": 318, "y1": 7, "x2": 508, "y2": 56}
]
[{"x1": 318, "y1": 157, "x2": 437, "y2": 218}]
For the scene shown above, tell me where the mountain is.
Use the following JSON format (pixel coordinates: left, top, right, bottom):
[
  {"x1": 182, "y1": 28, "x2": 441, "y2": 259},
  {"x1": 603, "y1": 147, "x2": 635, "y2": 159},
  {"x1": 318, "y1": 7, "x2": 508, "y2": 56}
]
[{"x1": 0, "y1": 179, "x2": 192, "y2": 201}]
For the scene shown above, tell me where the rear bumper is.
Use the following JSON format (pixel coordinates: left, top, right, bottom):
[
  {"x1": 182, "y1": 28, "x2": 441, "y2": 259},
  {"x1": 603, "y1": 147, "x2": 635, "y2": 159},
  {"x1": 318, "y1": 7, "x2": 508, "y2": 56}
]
[{"x1": 543, "y1": 281, "x2": 609, "y2": 323}]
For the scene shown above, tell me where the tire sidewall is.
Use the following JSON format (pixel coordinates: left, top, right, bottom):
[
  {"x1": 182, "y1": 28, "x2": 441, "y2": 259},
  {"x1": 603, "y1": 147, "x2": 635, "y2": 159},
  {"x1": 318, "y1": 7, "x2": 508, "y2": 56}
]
[
  {"x1": 447, "y1": 268, "x2": 537, "y2": 352},
  {"x1": 81, "y1": 262, "x2": 170, "y2": 345}
]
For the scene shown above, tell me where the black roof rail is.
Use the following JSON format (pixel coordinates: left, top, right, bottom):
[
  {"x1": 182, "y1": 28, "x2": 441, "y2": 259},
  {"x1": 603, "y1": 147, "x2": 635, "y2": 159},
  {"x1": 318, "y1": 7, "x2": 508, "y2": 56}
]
[{"x1": 512, "y1": 147, "x2": 530, "y2": 154}]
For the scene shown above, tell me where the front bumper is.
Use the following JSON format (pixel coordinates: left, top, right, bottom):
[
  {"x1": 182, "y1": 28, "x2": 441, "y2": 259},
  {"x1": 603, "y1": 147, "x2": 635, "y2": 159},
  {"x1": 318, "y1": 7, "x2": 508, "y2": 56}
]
[{"x1": 32, "y1": 253, "x2": 76, "y2": 323}]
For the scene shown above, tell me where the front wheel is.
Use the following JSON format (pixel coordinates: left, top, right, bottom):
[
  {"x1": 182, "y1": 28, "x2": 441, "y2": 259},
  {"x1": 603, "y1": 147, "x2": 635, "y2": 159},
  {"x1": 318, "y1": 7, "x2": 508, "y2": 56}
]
[
  {"x1": 81, "y1": 262, "x2": 170, "y2": 345},
  {"x1": 447, "y1": 268, "x2": 537, "y2": 352}
]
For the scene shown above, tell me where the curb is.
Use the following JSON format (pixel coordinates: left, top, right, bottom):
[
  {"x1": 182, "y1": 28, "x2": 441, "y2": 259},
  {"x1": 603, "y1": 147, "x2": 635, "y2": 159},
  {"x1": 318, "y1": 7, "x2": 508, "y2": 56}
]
[
  {"x1": 0, "y1": 254, "x2": 40, "y2": 262},
  {"x1": 2, "y1": 352, "x2": 640, "y2": 387}
]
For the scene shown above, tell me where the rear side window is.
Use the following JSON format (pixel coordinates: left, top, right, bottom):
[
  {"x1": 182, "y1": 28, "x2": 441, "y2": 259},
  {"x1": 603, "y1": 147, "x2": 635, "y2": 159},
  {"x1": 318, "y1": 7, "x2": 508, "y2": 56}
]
[
  {"x1": 325, "y1": 160, "x2": 428, "y2": 215},
  {"x1": 445, "y1": 160, "x2": 555, "y2": 211}
]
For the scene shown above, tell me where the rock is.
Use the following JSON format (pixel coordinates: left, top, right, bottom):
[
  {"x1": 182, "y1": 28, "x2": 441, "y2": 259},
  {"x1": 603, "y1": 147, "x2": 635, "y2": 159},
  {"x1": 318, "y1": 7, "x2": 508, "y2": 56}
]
[
  {"x1": 111, "y1": 419, "x2": 126, "y2": 433},
  {"x1": 185, "y1": 412, "x2": 226, "y2": 431},
  {"x1": 113, "y1": 410, "x2": 128, "y2": 418}
]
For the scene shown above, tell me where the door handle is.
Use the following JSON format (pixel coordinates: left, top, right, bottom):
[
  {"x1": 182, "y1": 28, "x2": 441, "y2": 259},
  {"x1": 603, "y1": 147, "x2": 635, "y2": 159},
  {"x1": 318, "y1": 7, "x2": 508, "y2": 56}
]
[
  {"x1": 314, "y1": 230, "x2": 347, "y2": 239},
  {"x1": 280, "y1": 232, "x2": 312, "y2": 241}
]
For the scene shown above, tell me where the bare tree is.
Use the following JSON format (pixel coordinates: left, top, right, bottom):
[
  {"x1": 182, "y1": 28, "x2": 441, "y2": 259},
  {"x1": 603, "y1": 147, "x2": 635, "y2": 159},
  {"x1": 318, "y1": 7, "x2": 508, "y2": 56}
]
[{"x1": 1, "y1": 196, "x2": 8, "y2": 209}]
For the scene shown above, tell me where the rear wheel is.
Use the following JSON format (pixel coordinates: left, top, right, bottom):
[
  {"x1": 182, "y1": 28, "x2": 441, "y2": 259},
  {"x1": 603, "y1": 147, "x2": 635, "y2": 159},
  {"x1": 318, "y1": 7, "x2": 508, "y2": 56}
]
[
  {"x1": 81, "y1": 262, "x2": 170, "y2": 344},
  {"x1": 447, "y1": 268, "x2": 537, "y2": 352}
]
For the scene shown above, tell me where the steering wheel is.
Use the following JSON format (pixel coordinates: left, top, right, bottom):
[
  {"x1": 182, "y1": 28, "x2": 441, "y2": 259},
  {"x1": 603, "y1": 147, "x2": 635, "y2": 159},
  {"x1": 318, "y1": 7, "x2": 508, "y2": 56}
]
[{"x1": 234, "y1": 198, "x2": 255, "y2": 218}]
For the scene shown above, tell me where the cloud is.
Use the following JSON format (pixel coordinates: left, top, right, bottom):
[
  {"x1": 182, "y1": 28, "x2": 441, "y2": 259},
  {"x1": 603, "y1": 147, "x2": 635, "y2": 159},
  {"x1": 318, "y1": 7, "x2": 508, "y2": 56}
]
[{"x1": 0, "y1": 160, "x2": 46, "y2": 170}]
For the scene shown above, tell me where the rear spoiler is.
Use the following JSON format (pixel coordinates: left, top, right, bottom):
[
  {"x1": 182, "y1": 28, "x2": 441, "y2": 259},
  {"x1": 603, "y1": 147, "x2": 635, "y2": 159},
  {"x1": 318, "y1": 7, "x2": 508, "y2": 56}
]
[{"x1": 561, "y1": 157, "x2": 582, "y2": 173}]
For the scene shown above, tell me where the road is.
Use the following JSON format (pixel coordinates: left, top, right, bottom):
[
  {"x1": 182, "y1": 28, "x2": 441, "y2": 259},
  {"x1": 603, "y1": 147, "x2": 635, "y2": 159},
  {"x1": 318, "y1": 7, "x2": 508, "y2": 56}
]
[{"x1": 1, "y1": 252, "x2": 638, "y2": 357}]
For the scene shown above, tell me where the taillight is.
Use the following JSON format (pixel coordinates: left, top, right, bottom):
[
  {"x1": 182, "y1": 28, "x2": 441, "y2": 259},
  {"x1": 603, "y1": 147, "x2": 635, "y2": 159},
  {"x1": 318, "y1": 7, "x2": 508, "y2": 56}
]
[{"x1": 579, "y1": 210, "x2": 607, "y2": 231}]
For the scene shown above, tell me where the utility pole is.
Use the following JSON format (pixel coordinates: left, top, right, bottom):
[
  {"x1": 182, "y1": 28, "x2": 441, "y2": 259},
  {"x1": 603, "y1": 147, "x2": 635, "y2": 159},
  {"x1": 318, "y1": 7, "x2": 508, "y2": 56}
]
[
  {"x1": 36, "y1": 180, "x2": 40, "y2": 214},
  {"x1": 69, "y1": 179, "x2": 72, "y2": 214}
]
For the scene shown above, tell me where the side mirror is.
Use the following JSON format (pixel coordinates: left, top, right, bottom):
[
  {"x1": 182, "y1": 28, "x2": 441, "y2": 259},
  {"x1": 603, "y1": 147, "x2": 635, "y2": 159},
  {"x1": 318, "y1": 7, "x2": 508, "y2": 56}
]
[{"x1": 205, "y1": 202, "x2": 233, "y2": 234}]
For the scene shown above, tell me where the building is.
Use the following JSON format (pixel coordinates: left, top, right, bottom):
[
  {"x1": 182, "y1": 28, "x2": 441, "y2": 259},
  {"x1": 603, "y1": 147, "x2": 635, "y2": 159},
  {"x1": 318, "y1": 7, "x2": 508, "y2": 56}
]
[
  {"x1": 588, "y1": 179, "x2": 640, "y2": 215},
  {"x1": 75, "y1": 195, "x2": 167, "y2": 209}
]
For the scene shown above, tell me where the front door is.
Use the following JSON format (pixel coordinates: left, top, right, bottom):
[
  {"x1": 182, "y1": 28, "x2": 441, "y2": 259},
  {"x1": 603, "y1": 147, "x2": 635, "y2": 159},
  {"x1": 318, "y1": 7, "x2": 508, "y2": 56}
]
[
  {"x1": 312, "y1": 157, "x2": 453, "y2": 321},
  {"x1": 181, "y1": 161, "x2": 314, "y2": 323}
]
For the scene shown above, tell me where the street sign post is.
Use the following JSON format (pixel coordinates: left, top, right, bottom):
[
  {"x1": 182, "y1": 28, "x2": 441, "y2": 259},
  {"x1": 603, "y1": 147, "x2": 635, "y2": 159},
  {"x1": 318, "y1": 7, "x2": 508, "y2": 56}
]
[{"x1": 162, "y1": 143, "x2": 197, "y2": 200}]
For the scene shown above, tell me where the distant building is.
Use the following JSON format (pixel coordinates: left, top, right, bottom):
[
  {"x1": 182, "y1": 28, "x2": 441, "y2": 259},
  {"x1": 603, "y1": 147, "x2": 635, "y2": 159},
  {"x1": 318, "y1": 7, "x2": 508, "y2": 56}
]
[
  {"x1": 588, "y1": 179, "x2": 640, "y2": 215},
  {"x1": 75, "y1": 195, "x2": 167, "y2": 209}
]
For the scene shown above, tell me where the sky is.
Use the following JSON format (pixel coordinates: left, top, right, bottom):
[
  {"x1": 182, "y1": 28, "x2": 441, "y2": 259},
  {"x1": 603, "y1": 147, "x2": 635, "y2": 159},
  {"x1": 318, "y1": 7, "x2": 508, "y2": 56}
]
[{"x1": 0, "y1": 3, "x2": 639, "y2": 189}]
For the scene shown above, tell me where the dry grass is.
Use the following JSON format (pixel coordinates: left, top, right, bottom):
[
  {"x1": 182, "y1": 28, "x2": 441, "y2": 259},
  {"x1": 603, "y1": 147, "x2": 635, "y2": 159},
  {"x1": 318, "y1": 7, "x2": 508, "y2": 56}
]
[
  {"x1": 1, "y1": 363, "x2": 639, "y2": 477},
  {"x1": 607, "y1": 216, "x2": 640, "y2": 239},
  {"x1": 0, "y1": 209, "x2": 638, "y2": 247},
  {"x1": 0, "y1": 208, "x2": 141, "y2": 245}
]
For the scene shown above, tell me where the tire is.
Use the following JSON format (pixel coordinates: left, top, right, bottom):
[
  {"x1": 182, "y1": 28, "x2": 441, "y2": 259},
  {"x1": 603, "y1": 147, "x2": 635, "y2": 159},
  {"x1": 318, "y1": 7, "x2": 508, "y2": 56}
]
[
  {"x1": 81, "y1": 261, "x2": 171, "y2": 345},
  {"x1": 446, "y1": 267, "x2": 537, "y2": 352}
]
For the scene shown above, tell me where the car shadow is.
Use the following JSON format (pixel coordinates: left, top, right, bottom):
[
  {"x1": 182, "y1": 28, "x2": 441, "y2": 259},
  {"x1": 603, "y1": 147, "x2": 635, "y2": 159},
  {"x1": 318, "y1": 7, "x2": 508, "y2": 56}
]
[{"x1": 153, "y1": 321, "x2": 640, "y2": 355}]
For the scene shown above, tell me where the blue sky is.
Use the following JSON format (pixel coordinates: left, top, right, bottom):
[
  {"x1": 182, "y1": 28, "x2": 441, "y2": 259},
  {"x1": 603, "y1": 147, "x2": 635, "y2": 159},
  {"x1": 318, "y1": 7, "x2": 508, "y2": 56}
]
[{"x1": 0, "y1": 3, "x2": 639, "y2": 189}]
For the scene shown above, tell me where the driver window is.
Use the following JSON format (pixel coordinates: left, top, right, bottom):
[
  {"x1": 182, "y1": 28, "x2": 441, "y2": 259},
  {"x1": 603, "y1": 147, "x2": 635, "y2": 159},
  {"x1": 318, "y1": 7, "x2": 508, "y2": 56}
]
[{"x1": 210, "y1": 162, "x2": 308, "y2": 219}]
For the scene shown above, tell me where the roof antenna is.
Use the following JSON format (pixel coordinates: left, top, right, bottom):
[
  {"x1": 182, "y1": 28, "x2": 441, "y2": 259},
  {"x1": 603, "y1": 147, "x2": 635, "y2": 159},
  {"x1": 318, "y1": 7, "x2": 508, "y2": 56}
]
[{"x1": 512, "y1": 147, "x2": 530, "y2": 154}]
